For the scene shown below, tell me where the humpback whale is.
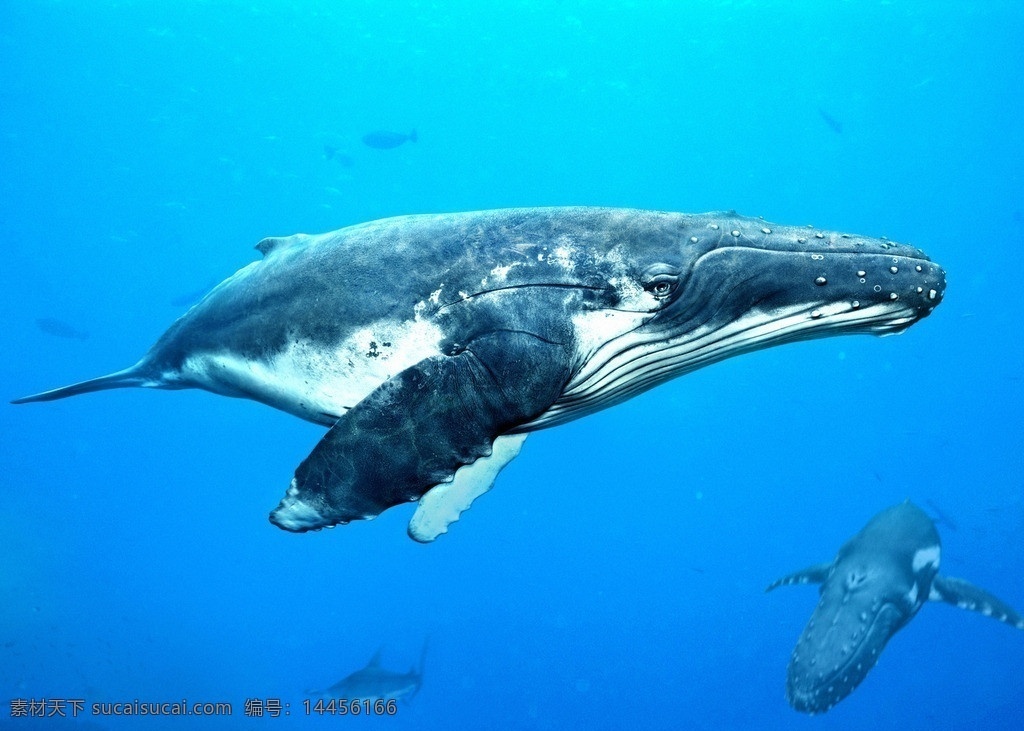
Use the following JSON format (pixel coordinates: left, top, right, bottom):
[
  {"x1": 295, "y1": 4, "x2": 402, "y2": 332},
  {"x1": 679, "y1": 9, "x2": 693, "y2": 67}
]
[
  {"x1": 767, "y1": 501, "x2": 1024, "y2": 714},
  {"x1": 12, "y1": 208, "x2": 945, "y2": 540}
]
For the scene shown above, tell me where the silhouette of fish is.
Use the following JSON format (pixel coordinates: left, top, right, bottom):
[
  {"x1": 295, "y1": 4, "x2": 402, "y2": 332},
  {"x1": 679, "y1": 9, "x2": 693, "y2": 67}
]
[
  {"x1": 361, "y1": 129, "x2": 417, "y2": 150},
  {"x1": 817, "y1": 108, "x2": 843, "y2": 134},
  {"x1": 35, "y1": 317, "x2": 89, "y2": 341},
  {"x1": 308, "y1": 642, "x2": 426, "y2": 702},
  {"x1": 323, "y1": 144, "x2": 354, "y2": 167},
  {"x1": 925, "y1": 498, "x2": 958, "y2": 531},
  {"x1": 170, "y1": 281, "x2": 217, "y2": 308}
]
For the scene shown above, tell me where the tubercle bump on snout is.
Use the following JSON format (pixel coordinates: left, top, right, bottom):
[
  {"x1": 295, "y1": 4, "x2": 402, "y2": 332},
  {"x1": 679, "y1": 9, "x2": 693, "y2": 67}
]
[
  {"x1": 712, "y1": 217, "x2": 946, "y2": 312},
  {"x1": 687, "y1": 217, "x2": 945, "y2": 327},
  {"x1": 806, "y1": 256, "x2": 944, "y2": 311},
  {"x1": 695, "y1": 215, "x2": 937, "y2": 264}
]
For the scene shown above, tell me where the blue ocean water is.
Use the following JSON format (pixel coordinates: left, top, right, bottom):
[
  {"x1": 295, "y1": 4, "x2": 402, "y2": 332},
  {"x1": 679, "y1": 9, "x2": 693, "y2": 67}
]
[{"x1": 2, "y1": 1, "x2": 1022, "y2": 728}]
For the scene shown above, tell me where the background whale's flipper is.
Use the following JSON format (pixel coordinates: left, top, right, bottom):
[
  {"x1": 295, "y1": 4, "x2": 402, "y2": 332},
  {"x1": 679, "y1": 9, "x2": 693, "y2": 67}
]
[
  {"x1": 765, "y1": 562, "x2": 833, "y2": 592},
  {"x1": 930, "y1": 575, "x2": 1024, "y2": 629},
  {"x1": 11, "y1": 364, "x2": 150, "y2": 404}
]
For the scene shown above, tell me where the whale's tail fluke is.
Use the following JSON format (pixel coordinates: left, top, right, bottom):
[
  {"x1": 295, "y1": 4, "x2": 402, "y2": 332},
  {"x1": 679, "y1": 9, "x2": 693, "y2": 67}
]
[{"x1": 11, "y1": 364, "x2": 151, "y2": 404}]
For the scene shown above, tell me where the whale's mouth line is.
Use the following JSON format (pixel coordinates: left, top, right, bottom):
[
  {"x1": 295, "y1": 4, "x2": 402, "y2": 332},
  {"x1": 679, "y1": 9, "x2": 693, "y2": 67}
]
[
  {"x1": 705, "y1": 241, "x2": 937, "y2": 263},
  {"x1": 524, "y1": 298, "x2": 919, "y2": 430}
]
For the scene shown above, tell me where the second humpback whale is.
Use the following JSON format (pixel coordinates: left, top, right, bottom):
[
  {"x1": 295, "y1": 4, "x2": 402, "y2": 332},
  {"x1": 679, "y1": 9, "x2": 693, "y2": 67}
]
[
  {"x1": 767, "y1": 501, "x2": 1024, "y2": 714},
  {"x1": 12, "y1": 208, "x2": 945, "y2": 539}
]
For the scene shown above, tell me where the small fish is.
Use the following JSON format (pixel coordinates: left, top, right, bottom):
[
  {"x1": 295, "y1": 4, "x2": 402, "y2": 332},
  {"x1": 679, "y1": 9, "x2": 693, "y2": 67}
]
[
  {"x1": 817, "y1": 108, "x2": 843, "y2": 134},
  {"x1": 323, "y1": 144, "x2": 354, "y2": 167},
  {"x1": 925, "y1": 498, "x2": 958, "y2": 532},
  {"x1": 308, "y1": 642, "x2": 427, "y2": 703},
  {"x1": 361, "y1": 129, "x2": 417, "y2": 150},
  {"x1": 170, "y1": 281, "x2": 217, "y2": 308},
  {"x1": 35, "y1": 317, "x2": 89, "y2": 341}
]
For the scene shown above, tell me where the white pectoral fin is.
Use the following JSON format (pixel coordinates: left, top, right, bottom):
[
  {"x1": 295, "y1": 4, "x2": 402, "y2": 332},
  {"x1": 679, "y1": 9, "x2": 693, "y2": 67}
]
[
  {"x1": 407, "y1": 433, "x2": 528, "y2": 543},
  {"x1": 930, "y1": 575, "x2": 1024, "y2": 629},
  {"x1": 765, "y1": 562, "x2": 833, "y2": 593}
]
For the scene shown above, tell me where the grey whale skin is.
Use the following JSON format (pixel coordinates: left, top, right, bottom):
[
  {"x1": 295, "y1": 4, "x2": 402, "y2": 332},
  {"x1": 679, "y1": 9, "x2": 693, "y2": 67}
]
[
  {"x1": 767, "y1": 501, "x2": 1024, "y2": 714},
  {"x1": 13, "y1": 208, "x2": 945, "y2": 540}
]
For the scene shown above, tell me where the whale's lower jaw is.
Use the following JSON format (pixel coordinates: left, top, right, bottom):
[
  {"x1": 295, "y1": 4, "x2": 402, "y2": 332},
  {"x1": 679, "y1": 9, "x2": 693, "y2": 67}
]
[
  {"x1": 785, "y1": 602, "x2": 904, "y2": 714},
  {"x1": 527, "y1": 297, "x2": 924, "y2": 431}
]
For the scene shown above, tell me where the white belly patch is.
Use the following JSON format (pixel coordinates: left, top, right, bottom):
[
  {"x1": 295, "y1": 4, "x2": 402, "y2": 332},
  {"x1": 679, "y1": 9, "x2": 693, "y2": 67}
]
[{"x1": 179, "y1": 318, "x2": 445, "y2": 424}]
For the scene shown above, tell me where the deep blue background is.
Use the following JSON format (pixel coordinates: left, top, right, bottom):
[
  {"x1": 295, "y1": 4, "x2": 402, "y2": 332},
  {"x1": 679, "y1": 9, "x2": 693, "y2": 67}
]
[{"x1": 2, "y1": 1, "x2": 1022, "y2": 729}]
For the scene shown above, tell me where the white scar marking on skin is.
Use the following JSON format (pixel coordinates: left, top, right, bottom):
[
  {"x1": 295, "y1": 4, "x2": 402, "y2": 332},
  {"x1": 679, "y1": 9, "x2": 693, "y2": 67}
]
[{"x1": 912, "y1": 545, "x2": 940, "y2": 573}]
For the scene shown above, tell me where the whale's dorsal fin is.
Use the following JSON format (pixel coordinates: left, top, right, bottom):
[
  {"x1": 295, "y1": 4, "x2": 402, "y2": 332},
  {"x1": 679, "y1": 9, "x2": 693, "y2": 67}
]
[
  {"x1": 765, "y1": 562, "x2": 833, "y2": 593},
  {"x1": 255, "y1": 234, "x2": 308, "y2": 257},
  {"x1": 255, "y1": 237, "x2": 283, "y2": 256},
  {"x1": 929, "y1": 575, "x2": 1024, "y2": 629}
]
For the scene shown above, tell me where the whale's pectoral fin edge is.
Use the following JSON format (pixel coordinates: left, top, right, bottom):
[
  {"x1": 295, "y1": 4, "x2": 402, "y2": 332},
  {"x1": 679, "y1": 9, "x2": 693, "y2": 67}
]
[
  {"x1": 929, "y1": 575, "x2": 1024, "y2": 630},
  {"x1": 408, "y1": 432, "x2": 528, "y2": 543},
  {"x1": 269, "y1": 331, "x2": 569, "y2": 534},
  {"x1": 765, "y1": 562, "x2": 833, "y2": 593}
]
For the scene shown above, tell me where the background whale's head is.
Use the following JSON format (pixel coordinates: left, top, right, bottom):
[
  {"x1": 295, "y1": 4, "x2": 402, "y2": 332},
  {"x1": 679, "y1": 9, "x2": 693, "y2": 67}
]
[{"x1": 785, "y1": 503, "x2": 941, "y2": 713}]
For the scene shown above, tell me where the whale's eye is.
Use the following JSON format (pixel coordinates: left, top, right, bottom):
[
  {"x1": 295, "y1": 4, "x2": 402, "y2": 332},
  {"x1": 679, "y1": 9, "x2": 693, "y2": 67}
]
[
  {"x1": 644, "y1": 272, "x2": 679, "y2": 300},
  {"x1": 651, "y1": 280, "x2": 672, "y2": 297}
]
